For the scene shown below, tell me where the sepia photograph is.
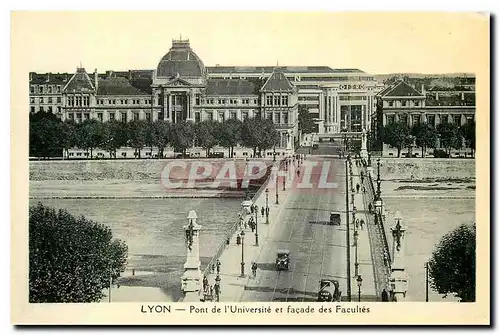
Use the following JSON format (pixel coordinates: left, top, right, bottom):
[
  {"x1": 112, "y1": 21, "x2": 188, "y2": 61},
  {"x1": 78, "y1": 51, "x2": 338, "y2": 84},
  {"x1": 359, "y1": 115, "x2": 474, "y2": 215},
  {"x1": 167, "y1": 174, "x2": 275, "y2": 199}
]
[{"x1": 10, "y1": 10, "x2": 490, "y2": 325}]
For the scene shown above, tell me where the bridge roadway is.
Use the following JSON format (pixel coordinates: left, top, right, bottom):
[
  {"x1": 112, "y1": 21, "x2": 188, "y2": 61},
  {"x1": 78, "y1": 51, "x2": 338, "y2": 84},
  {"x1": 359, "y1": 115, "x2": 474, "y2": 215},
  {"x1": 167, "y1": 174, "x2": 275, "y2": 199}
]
[{"x1": 239, "y1": 155, "x2": 348, "y2": 302}]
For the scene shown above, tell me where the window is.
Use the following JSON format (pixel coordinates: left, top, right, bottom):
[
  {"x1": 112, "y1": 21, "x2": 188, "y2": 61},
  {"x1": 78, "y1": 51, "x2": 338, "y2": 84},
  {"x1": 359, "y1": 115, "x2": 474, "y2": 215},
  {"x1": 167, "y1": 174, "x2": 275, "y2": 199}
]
[
  {"x1": 281, "y1": 96, "x2": 288, "y2": 106},
  {"x1": 30, "y1": 86, "x2": 34, "y2": 94},
  {"x1": 274, "y1": 113, "x2": 280, "y2": 124},
  {"x1": 388, "y1": 101, "x2": 394, "y2": 107},
  {"x1": 77, "y1": 113, "x2": 82, "y2": 120},
  {"x1": 109, "y1": 112, "x2": 115, "y2": 120},
  {"x1": 399, "y1": 114, "x2": 408, "y2": 125},
  {"x1": 196, "y1": 96, "x2": 200, "y2": 105},
  {"x1": 40, "y1": 97, "x2": 44, "y2": 104},
  {"x1": 68, "y1": 113, "x2": 74, "y2": 119},
  {"x1": 68, "y1": 96, "x2": 74, "y2": 106},
  {"x1": 39, "y1": 86, "x2": 43, "y2": 94},
  {"x1": 121, "y1": 112, "x2": 127, "y2": 122},
  {"x1": 57, "y1": 86, "x2": 61, "y2": 93},
  {"x1": 57, "y1": 107, "x2": 61, "y2": 113},
  {"x1": 218, "y1": 99, "x2": 224, "y2": 105},
  {"x1": 283, "y1": 113, "x2": 289, "y2": 124},
  {"x1": 48, "y1": 97, "x2": 53, "y2": 103},
  {"x1": 266, "y1": 96, "x2": 272, "y2": 106},
  {"x1": 84, "y1": 96, "x2": 90, "y2": 106},
  {"x1": 84, "y1": 113, "x2": 90, "y2": 120},
  {"x1": 195, "y1": 112, "x2": 201, "y2": 123},
  {"x1": 219, "y1": 112, "x2": 225, "y2": 122},
  {"x1": 414, "y1": 100, "x2": 420, "y2": 107},
  {"x1": 30, "y1": 106, "x2": 35, "y2": 113},
  {"x1": 427, "y1": 114, "x2": 435, "y2": 126},
  {"x1": 57, "y1": 97, "x2": 61, "y2": 103},
  {"x1": 453, "y1": 115, "x2": 461, "y2": 125},
  {"x1": 466, "y1": 116, "x2": 474, "y2": 125},
  {"x1": 242, "y1": 99, "x2": 249, "y2": 105},
  {"x1": 231, "y1": 112, "x2": 237, "y2": 119},
  {"x1": 242, "y1": 111, "x2": 248, "y2": 120},
  {"x1": 48, "y1": 106, "x2": 53, "y2": 113},
  {"x1": 134, "y1": 112, "x2": 139, "y2": 121},
  {"x1": 401, "y1": 100, "x2": 407, "y2": 107},
  {"x1": 146, "y1": 113, "x2": 151, "y2": 122},
  {"x1": 387, "y1": 115, "x2": 395, "y2": 124},
  {"x1": 253, "y1": 99, "x2": 257, "y2": 104},
  {"x1": 39, "y1": 107, "x2": 44, "y2": 112},
  {"x1": 267, "y1": 113, "x2": 273, "y2": 121},
  {"x1": 207, "y1": 112, "x2": 213, "y2": 121},
  {"x1": 412, "y1": 115, "x2": 420, "y2": 125},
  {"x1": 30, "y1": 98, "x2": 35, "y2": 104},
  {"x1": 274, "y1": 96, "x2": 280, "y2": 106},
  {"x1": 98, "y1": 113, "x2": 103, "y2": 122},
  {"x1": 48, "y1": 86, "x2": 53, "y2": 93}
]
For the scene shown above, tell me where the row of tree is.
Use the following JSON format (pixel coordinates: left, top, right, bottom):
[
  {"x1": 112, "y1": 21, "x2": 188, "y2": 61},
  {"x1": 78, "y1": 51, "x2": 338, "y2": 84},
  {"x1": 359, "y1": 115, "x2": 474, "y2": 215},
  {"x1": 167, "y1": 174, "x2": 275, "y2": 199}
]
[
  {"x1": 29, "y1": 112, "x2": 280, "y2": 159},
  {"x1": 381, "y1": 121, "x2": 475, "y2": 158}
]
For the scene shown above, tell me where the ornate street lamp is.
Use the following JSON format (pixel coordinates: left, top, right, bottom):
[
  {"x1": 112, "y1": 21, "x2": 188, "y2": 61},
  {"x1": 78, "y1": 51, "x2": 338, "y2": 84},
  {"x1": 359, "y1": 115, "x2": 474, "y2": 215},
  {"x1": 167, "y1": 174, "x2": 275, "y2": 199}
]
[
  {"x1": 265, "y1": 188, "x2": 270, "y2": 224},
  {"x1": 275, "y1": 175, "x2": 279, "y2": 205},
  {"x1": 185, "y1": 212, "x2": 196, "y2": 251},
  {"x1": 376, "y1": 158, "x2": 381, "y2": 200},
  {"x1": 240, "y1": 230, "x2": 245, "y2": 277},
  {"x1": 354, "y1": 230, "x2": 359, "y2": 277},
  {"x1": 356, "y1": 275, "x2": 363, "y2": 302},
  {"x1": 254, "y1": 205, "x2": 259, "y2": 246}
]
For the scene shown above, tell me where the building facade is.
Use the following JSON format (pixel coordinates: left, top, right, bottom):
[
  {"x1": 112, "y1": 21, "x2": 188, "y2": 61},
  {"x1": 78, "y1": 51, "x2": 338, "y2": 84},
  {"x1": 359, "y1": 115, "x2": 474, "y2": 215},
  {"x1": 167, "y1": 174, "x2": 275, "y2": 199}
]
[{"x1": 29, "y1": 38, "x2": 384, "y2": 148}]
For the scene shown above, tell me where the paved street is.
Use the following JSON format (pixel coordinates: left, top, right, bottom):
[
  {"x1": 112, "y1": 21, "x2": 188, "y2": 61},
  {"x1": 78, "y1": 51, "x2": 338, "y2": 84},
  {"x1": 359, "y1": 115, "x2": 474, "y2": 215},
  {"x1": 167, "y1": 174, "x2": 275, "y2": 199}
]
[{"x1": 240, "y1": 156, "x2": 348, "y2": 302}]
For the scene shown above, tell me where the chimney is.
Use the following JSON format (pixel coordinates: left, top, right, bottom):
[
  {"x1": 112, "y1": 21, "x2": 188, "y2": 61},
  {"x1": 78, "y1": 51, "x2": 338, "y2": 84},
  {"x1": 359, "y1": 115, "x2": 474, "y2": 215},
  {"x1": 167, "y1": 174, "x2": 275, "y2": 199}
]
[
  {"x1": 435, "y1": 92, "x2": 439, "y2": 100},
  {"x1": 94, "y1": 68, "x2": 98, "y2": 91}
]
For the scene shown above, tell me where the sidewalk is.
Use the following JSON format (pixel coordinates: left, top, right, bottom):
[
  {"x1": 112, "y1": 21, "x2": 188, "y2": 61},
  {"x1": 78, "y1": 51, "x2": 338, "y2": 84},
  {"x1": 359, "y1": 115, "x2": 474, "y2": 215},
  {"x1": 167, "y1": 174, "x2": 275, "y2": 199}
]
[
  {"x1": 350, "y1": 161, "x2": 378, "y2": 301},
  {"x1": 200, "y1": 162, "x2": 295, "y2": 302}
]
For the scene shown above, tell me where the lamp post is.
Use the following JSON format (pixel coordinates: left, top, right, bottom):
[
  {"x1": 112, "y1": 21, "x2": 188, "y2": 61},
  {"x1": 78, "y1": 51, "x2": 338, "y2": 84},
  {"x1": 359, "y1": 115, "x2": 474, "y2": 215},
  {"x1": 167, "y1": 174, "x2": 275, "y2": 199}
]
[
  {"x1": 275, "y1": 175, "x2": 279, "y2": 205},
  {"x1": 376, "y1": 158, "x2": 381, "y2": 200},
  {"x1": 273, "y1": 147, "x2": 276, "y2": 162},
  {"x1": 345, "y1": 155, "x2": 352, "y2": 301},
  {"x1": 356, "y1": 275, "x2": 363, "y2": 302},
  {"x1": 354, "y1": 230, "x2": 359, "y2": 277},
  {"x1": 352, "y1": 206, "x2": 357, "y2": 229},
  {"x1": 265, "y1": 188, "x2": 269, "y2": 224},
  {"x1": 425, "y1": 262, "x2": 429, "y2": 302},
  {"x1": 254, "y1": 205, "x2": 259, "y2": 246},
  {"x1": 240, "y1": 230, "x2": 245, "y2": 277}
]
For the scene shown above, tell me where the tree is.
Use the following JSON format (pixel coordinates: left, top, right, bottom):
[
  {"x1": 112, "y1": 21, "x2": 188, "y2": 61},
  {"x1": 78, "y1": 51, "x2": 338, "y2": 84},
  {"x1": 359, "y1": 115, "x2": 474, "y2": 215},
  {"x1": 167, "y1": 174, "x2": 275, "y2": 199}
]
[
  {"x1": 76, "y1": 119, "x2": 104, "y2": 159},
  {"x1": 428, "y1": 223, "x2": 476, "y2": 302},
  {"x1": 152, "y1": 120, "x2": 171, "y2": 159},
  {"x1": 412, "y1": 122, "x2": 437, "y2": 157},
  {"x1": 171, "y1": 121, "x2": 194, "y2": 156},
  {"x1": 381, "y1": 121, "x2": 410, "y2": 157},
  {"x1": 298, "y1": 105, "x2": 315, "y2": 135},
  {"x1": 102, "y1": 120, "x2": 128, "y2": 159},
  {"x1": 128, "y1": 119, "x2": 149, "y2": 158},
  {"x1": 218, "y1": 118, "x2": 242, "y2": 158},
  {"x1": 194, "y1": 120, "x2": 219, "y2": 157},
  {"x1": 29, "y1": 112, "x2": 64, "y2": 158},
  {"x1": 241, "y1": 117, "x2": 261, "y2": 157},
  {"x1": 59, "y1": 120, "x2": 77, "y2": 159},
  {"x1": 241, "y1": 117, "x2": 278, "y2": 157},
  {"x1": 461, "y1": 121, "x2": 476, "y2": 158},
  {"x1": 437, "y1": 122, "x2": 461, "y2": 156},
  {"x1": 29, "y1": 203, "x2": 128, "y2": 303}
]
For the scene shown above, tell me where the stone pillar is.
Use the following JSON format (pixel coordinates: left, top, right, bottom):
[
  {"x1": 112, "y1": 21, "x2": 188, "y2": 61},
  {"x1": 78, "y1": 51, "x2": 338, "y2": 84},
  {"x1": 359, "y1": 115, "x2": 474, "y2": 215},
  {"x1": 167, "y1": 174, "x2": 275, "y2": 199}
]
[
  {"x1": 360, "y1": 128, "x2": 368, "y2": 161},
  {"x1": 388, "y1": 211, "x2": 409, "y2": 301},
  {"x1": 181, "y1": 210, "x2": 203, "y2": 301}
]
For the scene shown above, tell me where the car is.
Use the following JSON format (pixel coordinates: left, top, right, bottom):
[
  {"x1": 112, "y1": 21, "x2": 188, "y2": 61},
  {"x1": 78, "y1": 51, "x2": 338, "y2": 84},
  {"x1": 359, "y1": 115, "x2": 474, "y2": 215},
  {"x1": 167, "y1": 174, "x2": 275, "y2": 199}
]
[
  {"x1": 318, "y1": 279, "x2": 341, "y2": 302},
  {"x1": 329, "y1": 212, "x2": 341, "y2": 226},
  {"x1": 275, "y1": 250, "x2": 290, "y2": 271}
]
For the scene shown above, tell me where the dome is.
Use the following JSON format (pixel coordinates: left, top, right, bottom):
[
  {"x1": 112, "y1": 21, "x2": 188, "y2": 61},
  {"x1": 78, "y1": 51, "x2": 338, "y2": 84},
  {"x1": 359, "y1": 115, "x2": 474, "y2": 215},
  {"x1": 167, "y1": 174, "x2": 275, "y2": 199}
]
[{"x1": 156, "y1": 39, "x2": 205, "y2": 78}]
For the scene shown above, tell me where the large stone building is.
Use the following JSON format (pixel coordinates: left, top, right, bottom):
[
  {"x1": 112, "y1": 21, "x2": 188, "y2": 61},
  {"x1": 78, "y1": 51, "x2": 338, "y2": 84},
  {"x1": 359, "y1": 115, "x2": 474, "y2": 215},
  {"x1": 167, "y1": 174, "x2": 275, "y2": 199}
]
[
  {"x1": 29, "y1": 38, "x2": 384, "y2": 150},
  {"x1": 372, "y1": 80, "x2": 476, "y2": 156}
]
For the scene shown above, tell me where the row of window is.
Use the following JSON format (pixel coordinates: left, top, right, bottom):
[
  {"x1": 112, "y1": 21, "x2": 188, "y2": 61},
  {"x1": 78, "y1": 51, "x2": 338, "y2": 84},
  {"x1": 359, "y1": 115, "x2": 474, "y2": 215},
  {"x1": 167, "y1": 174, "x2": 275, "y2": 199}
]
[
  {"x1": 339, "y1": 96, "x2": 368, "y2": 101},
  {"x1": 386, "y1": 114, "x2": 474, "y2": 126},
  {"x1": 204, "y1": 98, "x2": 258, "y2": 105},
  {"x1": 265, "y1": 95, "x2": 289, "y2": 106},
  {"x1": 97, "y1": 99, "x2": 153, "y2": 105},
  {"x1": 67, "y1": 96, "x2": 91, "y2": 107},
  {"x1": 386, "y1": 100, "x2": 421, "y2": 107},
  {"x1": 31, "y1": 106, "x2": 62, "y2": 113},
  {"x1": 30, "y1": 97, "x2": 62, "y2": 104},
  {"x1": 30, "y1": 85, "x2": 62, "y2": 94},
  {"x1": 67, "y1": 111, "x2": 152, "y2": 123}
]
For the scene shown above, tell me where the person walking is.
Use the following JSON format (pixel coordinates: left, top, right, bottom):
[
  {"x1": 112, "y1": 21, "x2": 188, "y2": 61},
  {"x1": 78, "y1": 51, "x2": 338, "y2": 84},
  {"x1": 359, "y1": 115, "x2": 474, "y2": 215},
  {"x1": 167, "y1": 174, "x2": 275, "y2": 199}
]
[
  {"x1": 251, "y1": 262, "x2": 258, "y2": 278},
  {"x1": 214, "y1": 282, "x2": 221, "y2": 302},
  {"x1": 356, "y1": 219, "x2": 359, "y2": 230},
  {"x1": 203, "y1": 276, "x2": 209, "y2": 292},
  {"x1": 368, "y1": 203, "x2": 373, "y2": 214},
  {"x1": 261, "y1": 207, "x2": 265, "y2": 217},
  {"x1": 360, "y1": 219, "x2": 365, "y2": 230},
  {"x1": 356, "y1": 183, "x2": 360, "y2": 193},
  {"x1": 381, "y1": 289, "x2": 389, "y2": 302},
  {"x1": 216, "y1": 259, "x2": 221, "y2": 274}
]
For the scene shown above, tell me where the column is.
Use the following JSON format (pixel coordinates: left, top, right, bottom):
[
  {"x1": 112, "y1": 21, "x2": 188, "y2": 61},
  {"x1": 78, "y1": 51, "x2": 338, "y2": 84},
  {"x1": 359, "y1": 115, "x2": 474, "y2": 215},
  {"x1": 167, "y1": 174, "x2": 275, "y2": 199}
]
[
  {"x1": 181, "y1": 210, "x2": 203, "y2": 301},
  {"x1": 389, "y1": 212, "x2": 409, "y2": 301}
]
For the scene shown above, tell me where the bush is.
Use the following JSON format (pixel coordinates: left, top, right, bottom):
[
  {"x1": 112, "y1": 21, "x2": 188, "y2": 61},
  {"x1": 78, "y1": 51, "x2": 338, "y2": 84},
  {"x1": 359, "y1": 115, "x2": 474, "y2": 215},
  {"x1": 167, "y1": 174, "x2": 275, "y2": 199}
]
[{"x1": 433, "y1": 149, "x2": 449, "y2": 158}]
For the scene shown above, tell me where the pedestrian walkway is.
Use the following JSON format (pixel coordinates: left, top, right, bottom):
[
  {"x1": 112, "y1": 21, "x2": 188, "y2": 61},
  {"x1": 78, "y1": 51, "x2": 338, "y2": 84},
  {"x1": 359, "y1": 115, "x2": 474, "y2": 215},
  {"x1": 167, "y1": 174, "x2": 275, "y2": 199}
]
[
  {"x1": 350, "y1": 160, "x2": 378, "y2": 301},
  {"x1": 198, "y1": 161, "x2": 295, "y2": 302}
]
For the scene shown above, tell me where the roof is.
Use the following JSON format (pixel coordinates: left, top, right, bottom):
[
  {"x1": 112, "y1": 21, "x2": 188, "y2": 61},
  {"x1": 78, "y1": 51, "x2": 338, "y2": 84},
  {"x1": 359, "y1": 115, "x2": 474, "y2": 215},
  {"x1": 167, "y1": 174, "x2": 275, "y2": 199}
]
[
  {"x1": 379, "y1": 81, "x2": 424, "y2": 98},
  {"x1": 261, "y1": 68, "x2": 294, "y2": 92},
  {"x1": 29, "y1": 72, "x2": 72, "y2": 85},
  {"x1": 206, "y1": 66, "x2": 364, "y2": 74},
  {"x1": 97, "y1": 77, "x2": 150, "y2": 96},
  {"x1": 156, "y1": 39, "x2": 205, "y2": 78},
  {"x1": 63, "y1": 68, "x2": 95, "y2": 93},
  {"x1": 206, "y1": 79, "x2": 258, "y2": 96}
]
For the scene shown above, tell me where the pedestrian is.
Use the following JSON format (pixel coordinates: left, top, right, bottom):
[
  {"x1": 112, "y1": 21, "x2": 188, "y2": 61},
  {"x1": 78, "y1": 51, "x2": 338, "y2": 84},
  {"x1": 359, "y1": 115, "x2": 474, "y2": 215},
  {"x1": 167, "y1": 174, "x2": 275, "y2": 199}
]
[
  {"x1": 296, "y1": 169, "x2": 300, "y2": 178},
  {"x1": 261, "y1": 207, "x2": 265, "y2": 217},
  {"x1": 214, "y1": 283, "x2": 221, "y2": 302},
  {"x1": 356, "y1": 184, "x2": 360, "y2": 193},
  {"x1": 203, "y1": 275, "x2": 209, "y2": 292},
  {"x1": 356, "y1": 219, "x2": 359, "y2": 229},
  {"x1": 368, "y1": 203, "x2": 373, "y2": 214},
  {"x1": 236, "y1": 234, "x2": 241, "y2": 245},
  {"x1": 226, "y1": 236, "x2": 230, "y2": 247},
  {"x1": 362, "y1": 186, "x2": 366, "y2": 194},
  {"x1": 251, "y1": 262, "x2": 257, "y2": 278},
  {"x1": 381, "y1": 289, "x2": 389, "y2": 302},
  {"x1": 211, "y1": 263, "x2": 216, "y2": 273},
  {"x1": 360, "y1": 219, "x2": 364, "y2": 230},
  {"x1": 383, "y1": 253, "x2": 388, "y2": 267},
  {"x1": 216, "y1": 260, "x2": 221, "y2": 274}
]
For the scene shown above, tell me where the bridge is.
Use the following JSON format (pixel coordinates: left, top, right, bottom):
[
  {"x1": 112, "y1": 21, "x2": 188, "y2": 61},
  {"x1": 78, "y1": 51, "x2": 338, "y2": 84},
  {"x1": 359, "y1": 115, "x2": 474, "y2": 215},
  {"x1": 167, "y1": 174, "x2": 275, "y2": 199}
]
[{"x1": 180, "y1": 141, "x2": 405, "y2": 302}]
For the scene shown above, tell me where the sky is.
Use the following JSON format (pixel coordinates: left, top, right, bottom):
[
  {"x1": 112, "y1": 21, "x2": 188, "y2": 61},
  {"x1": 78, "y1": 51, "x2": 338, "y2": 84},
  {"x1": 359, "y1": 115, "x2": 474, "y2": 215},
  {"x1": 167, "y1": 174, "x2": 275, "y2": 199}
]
[{"x1": 11, "y1": 12, "x2": 489, "y2": 75}]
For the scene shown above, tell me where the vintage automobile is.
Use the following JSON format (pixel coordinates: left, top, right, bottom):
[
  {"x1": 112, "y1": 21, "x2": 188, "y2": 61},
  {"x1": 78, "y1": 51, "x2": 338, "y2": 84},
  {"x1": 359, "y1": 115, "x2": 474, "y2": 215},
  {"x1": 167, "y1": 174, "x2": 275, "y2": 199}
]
[
  {"x1": 275, "y1": 250, "x2": 290, "y2": 271},
  {"x1": 329, "y1": 212, "x2": 341, "y2": 226},
  {"x1": 317, "y1": 279, "x2": 342, "y2": 302}
]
